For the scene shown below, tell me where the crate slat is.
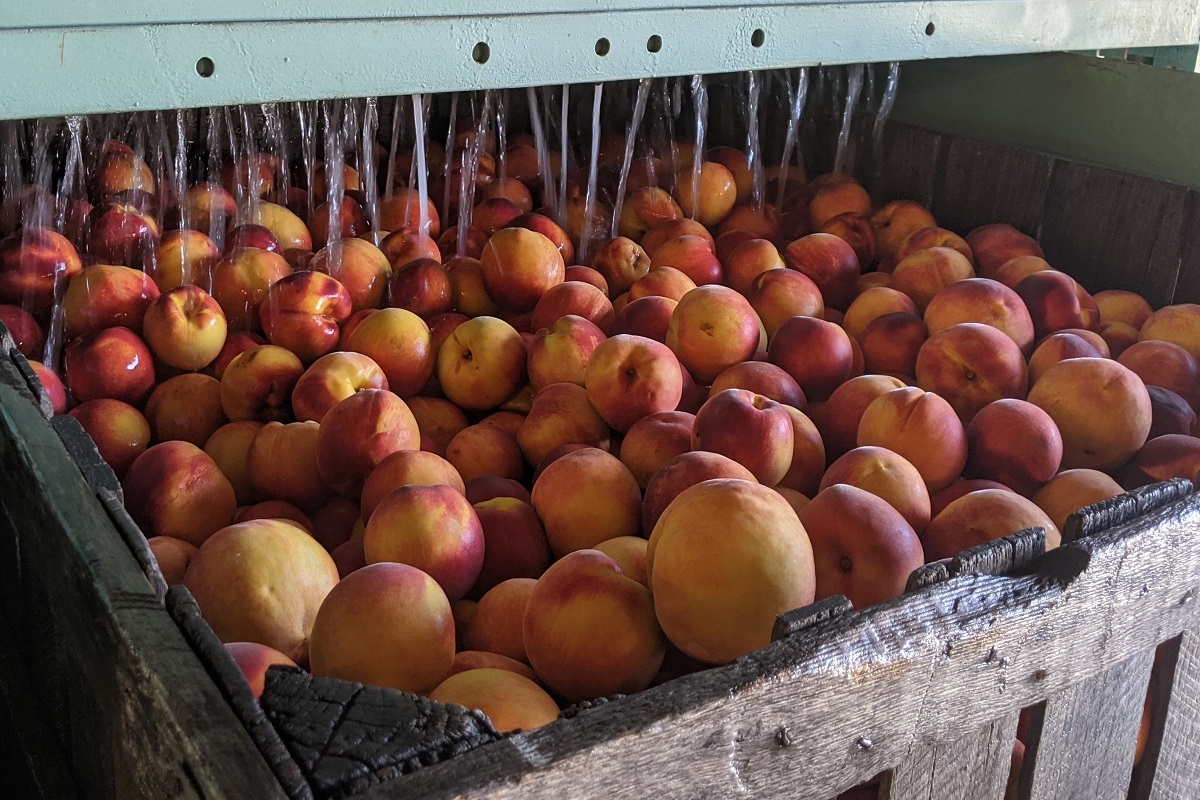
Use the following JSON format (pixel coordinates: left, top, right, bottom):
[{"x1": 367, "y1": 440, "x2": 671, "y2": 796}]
[
  {"x1": 930, "y1": 135, "x2": 1053, "y2": 239},
  {"x1": 1147, "y1": 629, "x2": 1200, "y2": 798},
  {"x1": 882, "y1": 712, "x2": 1017, "y2": 800}
]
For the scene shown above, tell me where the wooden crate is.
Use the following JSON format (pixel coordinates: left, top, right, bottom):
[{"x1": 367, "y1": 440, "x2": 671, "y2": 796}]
[{"x1": 2, "y1": 116, "x2": 1200, "y2": 800}]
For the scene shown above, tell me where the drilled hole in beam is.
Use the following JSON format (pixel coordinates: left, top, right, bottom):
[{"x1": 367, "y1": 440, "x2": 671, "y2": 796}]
[
  {"x1": 472, "y1": 42, "x2": 491, "y2": 64},
  {"x1": 647, "y1": 35, "x2": 662, "y2": 53},
  {"x1": 195, "y1": 57, "x2": 215, "y2": 78},
  {"x1": 751, "y1": 29, "x2": 766, "y2": 47},
  {"x1": 925, "y1": 22, "x2": 936, "y2": 35},
  {"x1": 595, "y1": 37, "x2": 611, "y2": 56}
]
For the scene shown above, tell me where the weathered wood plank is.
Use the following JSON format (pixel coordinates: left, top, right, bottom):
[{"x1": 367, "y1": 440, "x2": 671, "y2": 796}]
[
  {"x1": 1170, "y1": 189, "x2": 1200, "y2": 305},
  {"x1": 52, "y1": 416, "x2": 123, "y2": 503},
  {"x1": 1063, "y1": 478, "x2": 1195, "y2": 544},
  {"x1": 882, "y1": 712, "x2": 1017, "y2": 800},
  {"x1": 930, "y1": 135, "x2": 1053, "y2": 239},
  {"x1": 772, "y1": 596, "x2": 852, "y2": 642},
  {"x1": 857, "y1": 121, "x2": 942, "y2": 209},
  {"x1": 949, "y1": 527, "x2": 1044, "y2": 578},
  {"x1": 1146, "y1": 629, "x2": 1200, "y2": 799},
  {"x1": 1023, "y1": 650, "x2": 1154, "y2": 800},
  {"x1": 9, "y1": 348, "x2": 53, "y2": 419}
]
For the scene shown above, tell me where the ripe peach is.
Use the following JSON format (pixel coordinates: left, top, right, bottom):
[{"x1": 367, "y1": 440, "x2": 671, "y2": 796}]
[
  {"x1": 672, "y1": 161, "x2": 737, "y2": 226},
  {"x1": 309, "y1": 562, "x2": 453, "y2": 692},
  {"x1": 1096, "y1": 289, "x2": 1153, "y2": 330},
  {"x1": 1122, "y1": 433, "x2": 1200, "y2": 488},
  {"x1": 785, "y1": 233, "x2": 860, "y2": 310},
  {"x1": 219, "y1": 345, "x2": 303, "y2": 422},
  {"x1": 809, "y1": 180, "x2": 871, "y2": 230},
  {"x1": 62, "y1": 264, "x2": 160, "y2": 340},
  {"x1": 291, "y1": 352, "x2": 388, "y2": 423},
  {"x1": 446, "y1": 423, "x2": 524, "y2": 483},
  {"x1": 1119, "y1": 340, "x2": 1200, "y2": 410},
  {"x1": 1028, "y1": 332, "x2": 1106, "y2": 384},
  {"x1": 640, "y1": 219, "x2": 715, "y2": 259},
  {"x1": 628, "y1": 266, "x2": 697, "y2": 302},
  {"x1": 87, "y1": 202, "x2": 160, "y2": 268},
  {"x1": 437, "y1": 316, "x2": 526, "y2": 411},
  {"x1": 236, "y1": 501, "x2": 313, "y2": 531},
  {"x1": 709, "y1": 361, "x2": 805, "y2": 408},
  {"x1": 463, "y1": 578, "x2": 535, "y2": 663},
  {"x1": 818, "y1": 375, "x2": 908, "y2": 461},
  {"x1": 1027, "y1": 358, "x2": 1151, "y2": 470},
  {"x1": 1014, "y1": 271, "x2": 1101, "y2": 339},
  {"x1": 860, "y1": 312, "x2": 927, "y2": 378},
  {"x1": 617, "y1": 187, "x2": 683, "y2": 241},
  {"x1": 591, "y1": 236, "x2": 650, "y2": 296},
  {"x1": 923, "y1": 277, "x2": 1036, "y2": 354},
  {"x1": 526, "y1": 314, "x2": 607, "y2": 393},
  {"x1": 245, "y1": 420, "x2": 327, "y2": 511},
  {"x1": 205, "y1": 331, "x2": 266, "y2": 380},
  {"x1": 259, "y1": 271, "x2": 352, "y2": 363},
  {"x1": 593, "y1": 536, "x2": 650, "y2": 589},
  {"x1": 150, "y1": 230, "x2": 221, "y2": 293},
  {"x1": 857, "y1": 387, "x2": 967, "y2": 492},
  {"x1": 177, "y1": 183, "x2": 236, "y2": 235},
  {"x1": 226, "y1": 224, "x2": 281, "y2": 254},
  {"x1": 225, "y1": 642, "x2": 298, "y2": 699},
  {"x1": 1032, "y1": 469, "x2": 1125, "y2": 533},
  {"x1": 620, "y1": 411, "x2": 695, "y2": 489},
  {"x1": 310, "y1": 496, "x2": 361, "y2": 552},
  {"x1": 471, "y1": 498, "x2": 551, "y2": 596},
  {"x1": 647, "y1": 479, "x2": 815, "y2": 664},
  {"x1": 516, "y1": 383, "x2": 610, "y2": 468},
  {"x1": 67, "y1": 398, "x2": 151, "y2": 479},
  {"x1": 385, "y1": 257, "x2": 452, "y2": 320},
  {"x1": 777, "y1": 406, "x2": 826, "y2": 496},
  {"x1": 0, "y1": 304, "x2": 43, "y2": 359},
  {"x1": 451, "y1": 651, "x2": 536, "y2": 681},
  {"x1": 746, "y1": 268, "x2": 825, "y2": 338},
  {"x1": 309, "y1": 238, "x2": 392, "y2": 313},
  {"x1": 891, "y1": 247, "x2": 976, "y2": 313},
  {"x1": 965, "y1": 399, "x2": 1063, "y2": 497},
  {"x1": 360, "y1": 449, "x2": 465, "y2": 523},
  {"x1": 144, "y1": 373, "x2": 226, "y2": 447},
  {"x1": 479, "y1": 227, "x2": 566, "y2": 312},
  {"x1": 507, "y1": 213, "x2": 575, "y2": 266},
  {"x1": 584, "y1": 334, "x2": 684, "y2": 432},
  {"x1": 641, "y1": 451, "x2": 756, "y2": 533},
  {"x1": 650, "y1": 235, "x2": 723, "y2": 286},
  {"x1": 64, "y1": 327, "x2": 156, "y2": 406},
  {"x1": 923, "y1": 489, "x2": 1060, "y2": 561},
  {"x1": 894, "y1": 226, "x2": 974, "y2": 266},
  {"x1": 316, "y1": 389, "x2": 420, "y2": 497},
  {"x1": 965, "y1": 224, "x2": 1044, "y2": 279},
  {"x1": 842, "y1": 287, "x2": 918, "y2": 342},
  {"x1": 767, "y1": 316, "x2": 855, "y2": 402},
  {"x1": 870, "y1": 201, "x2": 937, "y2": 263},
  {"x1": 1147, "y1": 386, "x2": 1198, "y2": 439},
  {"x1": 429, "y1": 669, "x2": 559, "y2": 733},
  {"x1": 405, "y1": 395, "x2": 467, "y2": 453},
  {"x1": 142, "y1": 285, "x2": 227, "y2": 371},
  {"x1": 666, "y1": 286, "x2": 760, "y2": 383},
  {"x1": 1100, "y1": 321, "x2": 1141, "y2": 358},
  {"x1": 147, "y1": 536, "x2": 198, "y2": 585},
  {"x1": 818, "y1": 212, "x2": 876, "y2": 269},
  {"x1": 465, "y1": 476, "x2": 531, "y2": 505},
  {"x1": 0, "y1": 229, "x2": 83, "y2": 314},
  {"x1": 929, "y1": 479, "x2": 1013, "y2": 519},
  {"x1": 915, "y1": 322, "x2": 1029, "y2": 423},
  {"x1": 203, "y1": 421, "x2": 263, "y2": 505},
  {"x1": 530, "y1": 281, "x2": 614, "y2": 332},
  {"x1": 209, "y1": 247, "x2": 292, "y2": 331},
  {"x1": 531, "y1": 447, "x2": 641, "y2": 556},
  {"x1": 340, "y1": 307, "x2": 433, "y2": 397},
  {"x1": 718, "y1": 205, "x2": 778, "y2": 241},
  {"x1": 30, "y1": 361, "x2": 68, "y2": 415},
  {"x1": 123, "y1": 441, "x2": 237, "y2": 546},
  {"x1": 243, "y1": 201, "x2": 313, "y2": 253},
  {"x1": 693, "y1": 389, "x2": 795, "y2": 486},
  {"x1": 820, "y1": 446, "x2": 931, "y2": 533},
  {"x1": 379, "y1": 189, "x2": 442, "y2": 238},
  {"x1": 993, "y1": 255, "x2": 1052, "y2": 290}
]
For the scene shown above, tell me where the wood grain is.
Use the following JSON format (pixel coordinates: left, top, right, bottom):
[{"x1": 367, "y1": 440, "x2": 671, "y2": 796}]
[
  {"x1": 1063, "y1": 478, "x2": 1195, "y2": 544},
  {"x1": 882, "y1": 712, "x2": 1017, "y2": 800},
  {"x1": 1146, "y1": 629, "x2": 1200, "y2": 799},
  {"x1": 930, "y1": 135, "x2": 1053, "y2": 239}
]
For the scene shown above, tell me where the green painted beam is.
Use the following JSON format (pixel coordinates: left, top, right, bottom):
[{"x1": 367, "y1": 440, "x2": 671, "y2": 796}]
[
  {"x1": 3, "y1": 0, "x2": 1199, "y2": 120},
  {"x1": 891, "y1": 52, "x2": 1200, "y2": 188}
]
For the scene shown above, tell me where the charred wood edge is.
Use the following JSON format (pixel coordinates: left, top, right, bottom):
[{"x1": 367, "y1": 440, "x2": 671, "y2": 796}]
[
  {"x1": 901, "y1": 527, "x2": 1046, "y2": 596},
  {"x1": 48, "y1": 414, "x2": 122, "y2": 501},
  {"x1": 1063, "y1": 478, "x2": 1196, "y2": 544},
  {"x1": 94, "y1": 489, "x2": 167, "y2": 601},
  {"x1": 557, "y1": 694, "x2": 627, "y2": 721},
  {"x1": 165, "y1": 586, "x2": 314, "y2": 800},
  {"x1": 772, "y1": 595, "x2": 854, "y2": 642}
]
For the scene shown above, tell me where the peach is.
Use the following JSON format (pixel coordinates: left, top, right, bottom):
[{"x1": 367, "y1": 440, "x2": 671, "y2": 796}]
[
  {"x1": 1119, "y1": 339, "x2": 1200, "y2": 410},
  {"x1": 860, "y1": 312, "x2": 927, "y2": 378},
  {"x1": 291, "y1": 352, "x2": 388, "y2": 423},
  {"x1": 714, "y1": 230, "x2": 758, "y2": 264},
  {"x1": 223, "y1": 153, "x2": 278, "y2": 198},
  {"x1": 309, "y1": 496, "x2": 361, "y2": 552},
  {"x1": 818, "y1": 212, "x2": 876, "y2": 269},
  {"x1": 64, "y1": 327, "x2": 156, "y2": 406},
  {"x1": 316, "y1": 389, "x2": 420, "y2": 497},
  {"x1": 563, "y1": 265, "x2": 609, "y2": 294},
  {"x1": 236, "y1": 501, "x2": 313, "y2": 531},
  {"x1": 479, "y1": 227, "x2": 566, "y2": 312},
  {"x1": 177, "y1": 183, "x2": 236, "y2": 235},
  {"x1": 472, "y1": 497, "x2": 552, "y2": 596},
  {"x1": 856, "y1": 272, "x2": 892, "y2": 293},
  {"x1": 226, "y1": 224, "x2": 281, "y2": 254},
  {"x1": 640, "y1": 218, "x2": 715, "y2": 259},
  {"x1": 870, "y1": 201, "x2": 938, "y2": 263},
  {"x1": 818, "y1": 375, "x2": 908, "y2": 461},
  {"x1": 481, "y1": 177, "x2": 535, "y2": 212},
  {"x1": 707, "y1": 147, "x2": 752, "y2": 204},
  {"x1": 429, "y1": 669, "x2": 559, "y2": 733},
  {"x1": 777, "y1": 406, "x2": 826, "y2": 496},
  {"x1": 67, "y1": 398, "x2": 151, "y2": 479},
  {"x1": 123, "y1": 441, "x2": 237, "y2": 546},
  {"x1": 465, "y1": 476, "x2": 531, "y2": 505},
  {"x1": 30, "y1": 361, "x2": 68, "y2": 415},
  {"x1": 891, "y1": 247, "x2": 976, "y2": 313},
  {"x1": 203, "y1": 421, "x2": 264, "y2": 505},
  {"x1": 992, "y1": 255, "x2": 1052, "y2": 290},
  {"x1": 309, "y1": 238, "x2": 392, "y2": 313},
  {"x1": 628, "y1": 266, "x2": 697, "y2": 302},
  {"x1": 1014, "y1": 271, "x2": 1100, "y2": 339},
  {"x1": 716, "y1": 205, "x2": 778, "y2": 241},
  {"x1": 259, "y1": 271, "x2": 352, "y2": 363},
  {"x1": 672, "y1": 161, "x2": 737, "y2": 226},
  {"x1": 516, "y1": 383, "x2": 610, "y2": 468},
  {"x1": 360, "y1": 449, "x2": 465, "y2": 522},
  {"x1": 406, "y1": 395, "x2": 468, "y2": 452},
  {"x1": 894, "y1": 226, "x2": 974, "y2": 266},
  {"x1": 150, "y1": 230, "x2": 221, "y2": 292},
  {"x1": 617, "y1": 187, "x2": 683, "y2": 241},
  {"x1": 821, "y1": 446, "x2": 931, "y2": 533},
  {"x1": 842, "y1": 287, "x2": 919, "y2": 342},
  {"x1": 526, "y1": 314, "x2": 607, "y2": 393},
  {"x1": 1122, "y1": 433, "x2": 1200, "y2": 488},
  {"x1": 784, "y1": 233, "x2": 860, "y2": 310},
  {"x1": 857, "y1": 387, "x2": 967, "y2": 492},
  {"x1": 799, "y1": 483, "x2": 923, "y2": 607},
  {"x1": 87, "y1": 203, "x2": 159, "y2": 268},
  {"x1": 0, "y1": 304, "x2": 43, "y2": 358},
  {"x1": 225, "y1": 642, "x2": 298, "y2": 699},
  {"x1": 379, "y1": 227, "x2": 441, "y2": 269},
  {"x1": 147, "y1": 536, "x2": 198, "y2": 585},
  {"x1": 531, "y1": 447, "x2": 641, "y2": 555},
  {"x1": 620, "y1": 411, "x2": 695, "y2": 489},
  {"x1": 380, "y1": 190, "x2": 442, "y2": 238},
  {"x1": 923, "y1": 489, "x2": 1060, "y2": 561},
  {"x1": 767, "y1": 316, "x2": 855, "y2": 401},
  {"x1": 666, "y1": 286, "x2": 760, "y2": 383},
  {"x1": 530, "y1": 281, "x2": 614, "y2": 332},
  {"x1": 746, "y1": 268, "x2": 825, "y2": 338},
  {"x1": 1027, "y1": 358, "x2": 1151, "y2": 470},
  {"x1": 915, "y1": 322, "x2": 1029, "y2": 423},
  {"x1": 641, "y1": 451, "x2": 757, "y2": 533},
  {"x1": 451, "y1": 651, "x2": 537, "y2": 681},
  {"x1": 446, "y1": 424, "x2": 525, "y2": 483},
  {"x1": 309, "y1": 562, "x2": 453, "y2": 692},
  {"x1": 242, "y1": 201, "x2": 312, "y2": 253},
  {"x1": 923, "y1": 277, "x2": 1036, "y2": 354},
  {"x1": 1028, "y1": 332, "x2": 1106, "y2": 384},
  {"x1": 463, "y1": 578, "x2": 536, "y2": 663},
  {"x1": 1100, "y1": 321, "x2": 1142, "y2": 358},
  {"x1": 1096, "y1": 289, "x2": 1153, "y2": 330},
  {"x1": 245, "y1": 420, "x2": 327, "y2": 510},
  {"x1": 929, "y1": 479, "x2": 1013, "y2": 519},
  {"x1": 647, "y1": 479, "x2": 815, "y2": 664},
  {"x1": 209, "y1": 247, "x2": 292, "y2": 331},
  {"x1": 650, "y1": 235, "x2": 723, "y2": 286},
  {"x1": 1147, "y1": 386, "x2": 1198, "y2": 439},
  {"x1": 205, "y1": 331, "x2": 266, "y2": 380},
  {"x1": 142, "y1": 285, "x2": 228, "y2": 371},
  {"x1": 93, "y1": 148, "x2": 155, "y2": 198},
  {"x1": 62, "y1": 264, "x2": 160, "y2": 340},
  {"x1": 709, "y1": 361, "x2": 805, "y2": 409},
  {"x1": 591, "y1": 236, "x2": 650, "y2": 296},
  {"x1": 340, "y1": 308, "x2": 433, "y2": 397},
  {"x1": 809, "y1": 179, "x2": 872, "y2": 230},
  {"x1": 964, "y1": 399, "x2": 1063, "y2": 497},
  {"x1": 593, "y1": 536, "x2": 650, "y2": 588},
  {"x1": 584, "y1": 334, "x2": 684, "y2": 432},
  {"x1": 472, "y1": 198, "x2": 524, "y2": 238},
  {"x1": 386, "y1": 258, "x2": 452, "y2": 320},
  {"x1": 965, "y1": 224, "x2": 1044, "y2": 279},
  {"x1": 508, "y1": 213, "x2": 575, "y2": 266},
  {"x1": 1033, "y1": 469, "x2": 1125, "y2": 533},
  {"x1": 692, "y1": 388, "x2": 794, "y2": 486},
  {"x1": 0, "y1": 229, "x2": 83, "y2": 313},
  {"x1": 219, "y1": 345, "x2": 303, "y2": 422},
  {"x1": 144, "y1": 373, "x2": 226, "y2": 447},
  {"x1": 437, "y1": 316, "x2": 526, "y2": 411},
  {"x1": 332, "y1": 538, "x2": 366, "y2": 577}
]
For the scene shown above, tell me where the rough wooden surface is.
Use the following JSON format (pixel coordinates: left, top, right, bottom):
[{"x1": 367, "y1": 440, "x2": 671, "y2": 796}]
[
  {"x1": 949, "y1": 527, "x2": 1045, "y2": 579},
  {"x1": 1063, "y1": 478, "x2": 1194, "y2": 544},
  {"x1": 932, "y1": 135, "x2": 1053, "y2": 239},
  {"x1": 98, "y1": 490, "x2": 166, "y2": 601},
  {"x1": 882, "y1": 712, "x2": 1017, "y2": 800},
  {"x1": 52, "y1": 415, "x2": 123, "y2": 503},
  {"x1": 773, "y1": 596, "x2": 853, "y2": 642},
  {"x1": 9, "y1": 348, "x2": 53, "y2": 420},
  {"x1": 1145, "y1": 629, "x2": 1200, "y2": 799}
]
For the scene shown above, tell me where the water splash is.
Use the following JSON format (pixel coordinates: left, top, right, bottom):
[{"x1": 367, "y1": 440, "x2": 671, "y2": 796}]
[
  {"x1": 362, "y1": 97, "x2": 381, "y2": 237},
  {"x1": 526, "y1": 86, "x2": 556, "y2": 216},
  {"x1": 578, "y1": 83, "x2": 604, "y2": 265},
  {"x1": 457, "y1": 90, "x2": 495, "y2": 256},
  {"x1": 495, "y1": 90, "x2": 509, "y2": 184},
  {"x1": 834, "y1": 64, "x2": 865, "y2": 175},
  {"x1": 610, "y1": 78, "x2": 653, "y2": 239},
  {"x1": 557, "y1": 85, "x2": 570, "y2": 229}
]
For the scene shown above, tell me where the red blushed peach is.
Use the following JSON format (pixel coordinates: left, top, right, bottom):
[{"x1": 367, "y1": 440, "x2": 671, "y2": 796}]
[
  {"x1": 673, "y1": 161, "x2": 737, "y2": 226},
  {"x1": 379, "y1": 190, "x2": 442, "y2": 238},
  {"x1": 1121, "y1": 434, "x2": 1200, "y2": 488},
  {"x1": 1028, "y1": 358, "x2": 1151, "y2": 471},
  {"x1": 858, "y1": 387, "x2": 968, "y2": 493},
  {"x1": 437, "y1": 316, "x2": 526, "y2": 411},
  {"x1": 360, "y1": 450, "x2": 465, "y2": 523},
  {"x1": 64, "y1": 327, "x2": 156, "y2": 406},
  {"x1": 617, "y1": 187, "x2": 683, "y2": 241},
  {"x1": 870, "y1": 201, "x2": 937, "y2": 263},
  {"x1": 142, "y1": 285, "x2": 228, "y2": 371},
  {"x1": 204, "y1": 421, "x2": 264, "y2": 505},
  {"x1": 965, "y1": 399, "x2": 1063, "y2": 496},
  {"x1": 291, "y1": 352, "x2": 388, "y2": 423},
  {"x1": 992, "y1": 255, "x2": 1052, "y2": 290},
  {"x1": 524, "y1": 549, "x2": 665, "y2": 701},
  {"x1": 247, "y1": 420, "x2": 328, "y2": 511},
  {"x1": 68, "y1": 399, "x2": 151, "y2": 479},
  {"x1": 818, "y1": 375, "x2": 909, "y2": 461},
  {"x1": 472, "y1": 198, "x2": 524, "y2": 238},
  {"x1": 715, "y1": 230, "x2": 758, "y2": 264},
  {"x1": 777, "y1": 406, "x2": 826, "y2": 496},
  {"x1": 332, "y1": 538, "x2": 367, "y2": 577},
  {"x1": 341, "y1": 308, "x2": 433, "y2": 397},
  {"x1": 516, "y1": 383, "x2": 610, "y2": 469},
  {"x1": 563, "y1": 265, "x2": 608, "y2": 294},
  {"x1": 471, "y1": 498, "x2": 552, "y2": 596},
  {"x1": 463, "y1": 578, "x2": 536, "y2": 662},
  {"x1": 310, "y1": 496, "x2": 360, "y2": 552},
  {"x1": 818, "y1": 212, "x2": 876, "y2": 269},
  {"x1": 1015, "y1": 271, "x2": 1101, "y2": 339},
  {"x1": 123, "y1": 441, "x2": 237, "y2": 546},
  {"x1": 857, "y1": 272, "x2": 892, "y2": 294},
  {"x1": 93, "y1": 148, "x2": 155, "y2": 198},
  {"x1": 785, "y1": 233, "x2": 860, "y2": 310},
  {"x1": 209, "y1": 247, "x2": 293, "y2": 331},
  {"x1": 692, "y1": 389, "x2": 795, "y2": 486},
  {"x1": 915, "y1": 323, "x2": 1029, "y2": 423},
  {"x1": 592, "y1": 536, "x2": 650, "y2": 588},
  {"x1": 650, "y1": 235, "x2": 723, "y2": 287},
  {"x1": 746, "y1": 268, "x2": 825, "y2": 338},
  {"x1": 860, "y1": 313, "x2": 927, "y2": 378},
  {"x1": 965, "y1": 223, "x2": 1044, "y2": 277},
  {"x1": 452, "y1": 650, "x2": 537, "y2": 681},
  {"x1": 226, "y1": 224, "x2": 281, "y2": 255},
  {"x1": 1148, "y1": 386, "x2": 1198, "y2": 439},
  {"x1": 144, "y1": 374, "x2": 226, "y2": 447},
  {"x1": 147, "y1": 536, "x2": 198, "y2": 585},
  {"x1": 842, "y1": 287, "x2": 918, "y2": 342},
  {"x1": 405, "y1": 395, "x2": 467, "y2": 453},
  {"x1": 363, "y1": 484, "x2": 484, "y2": 601},
  {"x1": 466, "y1": 476, "x2": 532, "y2": 506},
  {"x1": 709, "y1": 361, "x2": 805, "y2": 409},
  {"x1": 1096, "y1": 289, "x2": 1153, "y2": 330},
  {"x1": 923, "y1": 277, "x2": 1036, "y2": 355},
  {"x1": 310, "y1": 561, "x2": 453, "y2": 691},
  {"x1": 767, "y1": 316, "x2": 855, "y2": 402},
  {"x1": 225, "y1": 642, "x2": 298, "y2": 699},
  {"x1": 821, "y1": 446, "x2": 931, "y2": 533},
  {"x1": 0, "y1": 229, "x2": 83, "y2": 314},
  {"x1": 219, "y1": 345, "x2": 304, "y2": 422},
  {"x1": 481, "y1": 177, "x2": 535, "y2": 213},
  {"x1": 929, "y1": 479, "x2": 1014, "y2": 519},
  {"x1": 591, "y1": 236, "x2": 650, "y2": 296},
  {"x1": 584, "y1": 334, "x2": 684, "y2": 432},
  {"x1": 1119, "y1": 340, "x2": 1200, "y2": 411},
  {"x1": 386, "y1": 258, "x2": 452, "y2": 320},
  {"x1": 446, "y1": 424, "x2": 525, "y2": 483},
  {"x1": 61, "y1": 264, "x2": 160, "y2": 340},
  {"x1": 647, "y1": 479, "x2": 815, "y2": 664},
  {"x1": 151, "y1": 229, "x2": 220, "y2": 293},
  {"x1": 620, "y1": 411, "x2": 695, "y2": 489},
  {"x1": 641, "y1": 451, "x2": 757, "y2": 533},
  {"x1": 1028, "y1": 332, "x2": 1105, "y2": 384},
  {"x1": 531, "y1": 447, "x2": 641, "y2": 556},
  {"x1": 317, "y1": 389, "x2": 420, "y2": 498},
  {"x1": 640, "y1": 219, "x2": 715, "y2": 260},
  {"x1": 379, "y1": 227, "x2": 441, "y2": 269},
  {"x1": 479, "y1": 227, "x2": 566, "y2": 313},
  {"x1": 87, "y1": 203, "x2": 160, "y2": 268},
  {"x1": 799, "y1": 484, "x2": 923, "y2": 608},
  {"x1": 923, "y1": 489, "x2": 1060, "y2": 561},
  {"x1": 242, "y1": 201, "x2": 313, "y2": 254},
  {"x1": 430, "y1": 668, "x2": 559, "y2": 734},
  {"x1": 205, "y1": 331, "x2": 266, "y2": 381},
  {"x1": 891, "y1": 247, "x2": 976, "y2": 313},
  {"x1": 177, "y1": 183, "x2": 236, "y2": 235},
  {"x1": 716, "y1": 205, "x2": 778, "y2": 241},
  {"x1": 666, "y1": 286, "x2": 760, "y2": 384},
  {"x1": 483, "y1": 411, "x2": 528, "y2": 436},
  {"x1": 309, "y1": 238, "x2": 392, "y2": 313},
  {"x1": 894, "y1": 226, "x2": 974, "y2": 266},
  {"x1": 628, "y1": 266, "x2": 697, "y2": 302},
  {"x1": 530, "y1": 281, "x2": 614, "y2": 332},
  {"x1": 1141, "y1": 304, "x2": 1200, "y2": 361},
  {"x1": 1101, "y1": 321, "x2": 1142, "y2": 358},
  {"x1": 236, "y1": 501, "x2": 313, "y2": 531},
  {"x1": 526, "y1": 314, "x2": 607, "y2": 393},
  {"x1": 222, "y1": 153, "x2": 278, "y2": 198},
  {"x1": 808, "y1": 179, "x2": 872, "y2": 231},
  {"x1": 507, "y1": 213, "x2": 575, "y2": 267},
  {"x1": 259, "y1": 271, "x2": 352, "y2": 363},
  {"x1": 0, "y1": 304, "x2": 43, "y2": 358},
  {"x1": 707, "y1": 147, "x2": 752, "y2": 204},
  {"x1": 1033, "y1": 469, "x2": 1125, "y2": 533}
]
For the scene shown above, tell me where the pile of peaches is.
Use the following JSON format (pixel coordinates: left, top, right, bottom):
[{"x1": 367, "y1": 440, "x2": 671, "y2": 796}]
[{"x1": 2, "y1": 132, "x2": 1198, "y2": 737}]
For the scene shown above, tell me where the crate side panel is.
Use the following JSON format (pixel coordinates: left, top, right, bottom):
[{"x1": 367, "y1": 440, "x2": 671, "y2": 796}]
[
  {"x1": 929, "y1": 135, "x2": 1053, "y2": 239},
  {"x1": 883, "y1": 712, "x2": 1017, "y2": 800},
  {"x1": 1147, "y1": 629, "x2": 1200, "y2": 799}
]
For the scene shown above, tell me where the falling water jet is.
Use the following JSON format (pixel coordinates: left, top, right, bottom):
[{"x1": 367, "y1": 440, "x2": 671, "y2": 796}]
[
  {"x1": 688, "y1": 75, "x2": 708, "y2": 221},
  {"x1": 834, "y1": 64, "x2": 864, "y2": 176},
  {"x1": 578, "y1": 83, "x2": 604, "y2": 265},
  {"x1": 495, "y1": 90, "x2": 509, "y2": 183},
  {"x1": 457, "y1": 90, "x2": 495, "y2": 257},
  {"x1": 745, "y1": 71, "x2": 765, "y2": 210},
  {"x1": 411, "y1": 93, "x2": 431, "y2": 236},
  {"x1": 441, "y1": 93, "x2": 459, "y2": 228},
  {"x1": 526, "y1": 86, "x2": 556, "y2": 217},
  {"x1": 557, "y1": 85, "x2": 570, "y2": 230},
  {"x1": 776, "y1": 68, "x2": 809, "y2": 211},
  {"x1": 610, "y1": 78, "x2": 653, "y2": 239},
  {"x1": 384, "y1": 96, "x2": 404, "y2": 199},
  {"x1": 871, "y1": 62, "x2": 901, "y2": 181},
  {"x1": 362, "y1": 97, "x2": 381, "y2": 238}
]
